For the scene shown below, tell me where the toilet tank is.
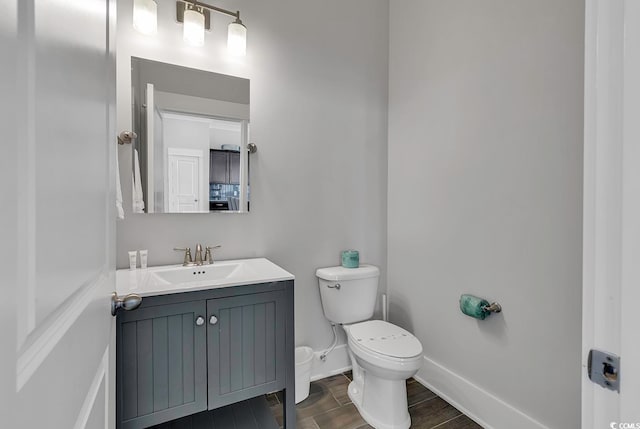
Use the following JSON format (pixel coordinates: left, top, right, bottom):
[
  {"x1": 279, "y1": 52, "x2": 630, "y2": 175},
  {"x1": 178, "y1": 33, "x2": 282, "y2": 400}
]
[{"x1": 316, "y1": 265, "x2": 380, "y2": 324}]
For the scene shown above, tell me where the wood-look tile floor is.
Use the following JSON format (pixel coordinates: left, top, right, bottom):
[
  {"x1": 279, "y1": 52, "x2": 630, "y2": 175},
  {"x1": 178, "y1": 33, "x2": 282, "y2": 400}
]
[{"x1": 268, "y1": 371, "x2": 483, "y2": 429}]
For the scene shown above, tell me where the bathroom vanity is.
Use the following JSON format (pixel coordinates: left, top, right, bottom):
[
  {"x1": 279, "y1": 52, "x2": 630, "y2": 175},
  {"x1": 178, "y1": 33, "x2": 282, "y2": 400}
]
[{"x1": 115, "y1": 259, "x2": 295, "y2": 429}]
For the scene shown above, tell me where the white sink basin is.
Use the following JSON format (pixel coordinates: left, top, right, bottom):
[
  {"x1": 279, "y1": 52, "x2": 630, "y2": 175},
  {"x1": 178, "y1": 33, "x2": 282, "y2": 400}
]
[
  {"x1": 151, "y1": 263, "x2": 242, "y2": 284},
  {"x1": 116, "y1": 258, "x2": 294, "y2": 297}
]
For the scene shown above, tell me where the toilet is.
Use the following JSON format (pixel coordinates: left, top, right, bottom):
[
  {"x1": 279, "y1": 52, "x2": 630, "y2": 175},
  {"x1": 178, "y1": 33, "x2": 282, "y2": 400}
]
[{"x1": 316, "y1": 265, "x2": 423, "y2": 429}]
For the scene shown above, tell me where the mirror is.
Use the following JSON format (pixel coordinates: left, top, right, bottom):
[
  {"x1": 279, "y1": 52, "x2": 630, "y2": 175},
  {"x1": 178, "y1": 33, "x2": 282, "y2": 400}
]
[{"x1": 131, "y1": 57, "x2": 250, "y2": 213}]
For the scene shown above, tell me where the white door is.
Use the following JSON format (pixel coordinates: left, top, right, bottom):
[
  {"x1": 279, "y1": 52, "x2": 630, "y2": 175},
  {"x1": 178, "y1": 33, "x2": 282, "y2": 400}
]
[
  {"x1": 583, "y1": 0, "x2": 640, "y2": 427},
  {"x1": 168, "y1": 149, "x2": 205, "y2": 213},
  {"x1": 0, "y1": 1, "x2": 117, "y2": 428}
]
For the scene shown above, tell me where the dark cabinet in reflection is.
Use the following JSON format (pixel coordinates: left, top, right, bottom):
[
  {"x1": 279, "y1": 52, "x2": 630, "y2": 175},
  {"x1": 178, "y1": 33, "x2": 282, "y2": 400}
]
[
  {"x1": 228, "y1": 152, "x2": 240, "y2": 185},
  {"x1": 210, "y1": 150, "x2": 240, "y2": 185}
]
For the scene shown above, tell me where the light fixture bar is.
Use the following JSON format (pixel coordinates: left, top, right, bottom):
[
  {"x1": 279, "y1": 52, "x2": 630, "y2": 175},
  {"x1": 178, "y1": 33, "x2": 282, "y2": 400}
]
[
  {"x1": 191, "y1": 0, "x2": 239, "y2": 20},
  {"x1": 176, "y1": 0, "x2": 241, "y2": 29}
]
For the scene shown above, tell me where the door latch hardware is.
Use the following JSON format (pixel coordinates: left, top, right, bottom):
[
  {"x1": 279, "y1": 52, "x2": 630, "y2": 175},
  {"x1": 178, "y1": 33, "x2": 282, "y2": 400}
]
[
  {"x1": 111, "y1": 292, "x2": 142, "y2": 316},
  {"x1": 588, "y1": 349, "x2": 620, "y2": 392}
]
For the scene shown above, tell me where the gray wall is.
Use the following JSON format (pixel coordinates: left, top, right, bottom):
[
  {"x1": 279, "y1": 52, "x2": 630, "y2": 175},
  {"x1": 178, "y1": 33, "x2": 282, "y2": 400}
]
[
  {"x1": 388, "y1": 1, "x2": 583, "y2": 428},
  {"x1": 116, "y1": 0, "x2": 389, "y2": 350}
]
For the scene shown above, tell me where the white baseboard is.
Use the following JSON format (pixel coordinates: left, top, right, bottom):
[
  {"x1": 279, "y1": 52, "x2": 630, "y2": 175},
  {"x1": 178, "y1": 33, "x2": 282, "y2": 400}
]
[
  {"x1": 309, "y1": 344, "x2": 352, "y2": 382},
  {"x1": 414, "y1": 355, "x2": 550, "y2": 429}
]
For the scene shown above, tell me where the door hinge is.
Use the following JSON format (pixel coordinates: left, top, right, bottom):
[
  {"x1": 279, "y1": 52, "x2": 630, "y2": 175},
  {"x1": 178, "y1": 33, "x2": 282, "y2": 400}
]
[{"x1": 588, "y1": 349, "x2": 620, "y2": 392}]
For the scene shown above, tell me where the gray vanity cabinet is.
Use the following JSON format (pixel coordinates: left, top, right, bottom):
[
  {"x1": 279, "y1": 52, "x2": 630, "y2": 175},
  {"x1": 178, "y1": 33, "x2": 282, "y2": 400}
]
[
  {"x1": 207, "y1": 290, "x2": 286, "y2": 409},
  {"x1": 116, "y1": 280, "x2": 296, "y2": 429},
  {"x1": 117, "y1": 301, "x2": 208, "y2": 429}
]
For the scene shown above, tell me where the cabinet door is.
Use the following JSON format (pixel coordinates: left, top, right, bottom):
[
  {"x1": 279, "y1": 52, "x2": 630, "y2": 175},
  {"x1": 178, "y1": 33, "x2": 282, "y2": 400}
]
[
  {"x1": 117, "y1": 301, "x2": 208, "y2": 429},
  {"x1": 229, "y1": 152, "x2": 241, "y2": 185},
  {"x1": 209, "y1": 150, "x2": 229, "y2": 184},
  {"x1": 207, "y1": 291, "x2": 286, "y2": 410}
]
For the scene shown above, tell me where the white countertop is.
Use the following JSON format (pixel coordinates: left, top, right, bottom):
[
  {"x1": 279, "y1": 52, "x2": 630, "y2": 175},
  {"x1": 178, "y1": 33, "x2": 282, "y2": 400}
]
[{"x1": 116, "y1": 258, "x2": 294, "y2": 297}]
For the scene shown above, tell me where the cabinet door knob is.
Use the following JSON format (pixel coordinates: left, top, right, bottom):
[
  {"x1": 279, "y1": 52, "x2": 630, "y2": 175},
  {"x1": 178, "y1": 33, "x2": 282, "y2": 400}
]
[
  {"x1": 209, "y1": 315, "x2": 218, "y2": 325},
  {"x1": 195, "y1": 316, "x2": 205, "y2": 326}
]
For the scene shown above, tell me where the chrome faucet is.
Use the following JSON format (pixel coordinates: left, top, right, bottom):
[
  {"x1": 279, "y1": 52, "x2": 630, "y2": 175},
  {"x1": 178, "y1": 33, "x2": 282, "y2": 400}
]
[{"x1": 174, "y1": 244, "x2": 221, "y2": 266}]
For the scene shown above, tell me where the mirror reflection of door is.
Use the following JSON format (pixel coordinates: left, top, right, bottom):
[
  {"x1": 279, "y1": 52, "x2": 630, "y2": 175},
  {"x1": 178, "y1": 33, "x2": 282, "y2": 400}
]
[
  {"x1": 167, "y1": 148, "x2": 206, "y2": 213},
  {"x1": 146, "y1": 108, "x2": 247, "y2": 215}
]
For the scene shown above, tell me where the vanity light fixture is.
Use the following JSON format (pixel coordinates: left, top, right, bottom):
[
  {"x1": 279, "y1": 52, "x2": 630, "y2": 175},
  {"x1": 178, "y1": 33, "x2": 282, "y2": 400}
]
[
  {"x1": 133, "y1": 0, "x2": 158, "y2": 35},
  {"x1": 227, "y1": 16, "x2": 247, "y2": 56},
  {"x1": 176, "y1": 0, "x2": 247, "y2": 55},
  {"x1": 183, "y1": 5, "x2": 206, "y2": 46}
]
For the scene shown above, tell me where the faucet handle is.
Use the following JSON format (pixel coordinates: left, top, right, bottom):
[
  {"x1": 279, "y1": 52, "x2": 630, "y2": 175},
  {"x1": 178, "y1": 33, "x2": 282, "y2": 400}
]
[
  {"x1": 204, "y1": 245, "x2": 221, "y2": 264},
  {"x1": 173, "y1": 247, "x2": 193, "y2": 266}
]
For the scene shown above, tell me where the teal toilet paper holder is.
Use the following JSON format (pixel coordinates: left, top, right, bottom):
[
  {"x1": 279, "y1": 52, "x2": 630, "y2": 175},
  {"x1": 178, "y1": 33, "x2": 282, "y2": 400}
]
[{"x1": 459, "y1": 294, "x2": 502, "y2": 320}]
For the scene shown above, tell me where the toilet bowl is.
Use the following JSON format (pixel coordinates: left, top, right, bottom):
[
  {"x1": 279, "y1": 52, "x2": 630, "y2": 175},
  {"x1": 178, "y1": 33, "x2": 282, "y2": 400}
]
[
  {"x1": 346, "y1": 320, "x2": 423, "y2": 379},
  {"x1": 316, "y1": 265, "x2": 423, "y2": 429},
  {"x1": 344, "y1": 321, "x2": 423, "y2": 429}
]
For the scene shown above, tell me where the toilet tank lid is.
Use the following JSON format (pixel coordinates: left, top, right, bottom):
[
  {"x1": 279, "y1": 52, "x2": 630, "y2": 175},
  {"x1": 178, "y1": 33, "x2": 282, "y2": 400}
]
[{"x1": 316, "y1": 265, "x2": 379, "y2": 281}]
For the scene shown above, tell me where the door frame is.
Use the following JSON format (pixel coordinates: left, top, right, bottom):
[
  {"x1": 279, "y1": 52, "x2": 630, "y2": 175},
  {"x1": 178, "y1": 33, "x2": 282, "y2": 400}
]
[
  {"x1": 582, "y1": 0, "x2": 640, "y2": 426},
  {"x1": 145, "y1": 83, "x2": 156, "y2": 213}
]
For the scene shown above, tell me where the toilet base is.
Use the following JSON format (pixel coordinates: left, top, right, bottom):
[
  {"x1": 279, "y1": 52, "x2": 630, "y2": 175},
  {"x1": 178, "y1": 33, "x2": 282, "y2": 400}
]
[{"x1": 347, "y1": 377, "x2": 411, "y2": 429}]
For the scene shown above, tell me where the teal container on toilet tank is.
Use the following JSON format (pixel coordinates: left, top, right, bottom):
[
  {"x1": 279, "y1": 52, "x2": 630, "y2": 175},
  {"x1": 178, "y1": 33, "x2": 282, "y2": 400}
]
[{"x1": 341, "y1": 250, "x2": 360, "y2": 268}]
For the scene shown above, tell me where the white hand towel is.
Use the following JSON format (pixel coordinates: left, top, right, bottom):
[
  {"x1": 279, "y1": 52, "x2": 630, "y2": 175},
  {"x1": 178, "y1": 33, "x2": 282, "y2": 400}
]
[
  {"x1": 133, "y1": 149, "x2": 145, "y2": 213},
  {"x1": 115, "y1": 152, "x2": 124, "y2": 219}
]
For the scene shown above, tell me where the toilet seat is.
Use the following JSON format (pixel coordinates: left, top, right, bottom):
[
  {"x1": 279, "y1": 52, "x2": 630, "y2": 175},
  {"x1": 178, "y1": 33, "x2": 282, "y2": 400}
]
[{"x1": 346, "y1": 320, "x2": 423, "y2": 360}]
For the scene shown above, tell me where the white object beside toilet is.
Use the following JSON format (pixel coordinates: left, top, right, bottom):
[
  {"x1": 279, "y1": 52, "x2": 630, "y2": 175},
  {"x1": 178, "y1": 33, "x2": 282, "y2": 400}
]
[
  {"x1": 316, "y1": 265, "x2": 423, "y2": 429},
  {"x1": 295, "y1": 346, "x2": 314, "y2": 404}
]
